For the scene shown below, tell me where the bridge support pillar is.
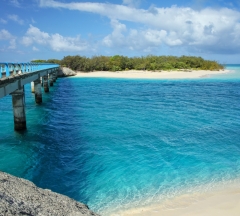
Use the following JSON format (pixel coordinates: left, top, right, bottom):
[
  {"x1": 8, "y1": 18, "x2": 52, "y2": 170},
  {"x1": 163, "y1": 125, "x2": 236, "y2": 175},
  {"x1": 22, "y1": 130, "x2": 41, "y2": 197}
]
[
  {"x1": 31, "y1": 82, "x2": 35, "y2": 93},
  {"x1": 43, "y1": 75, "x2": 49, "y2": 92},
  {"x1": 53, "y1": 72, "x2": 57, "y2": 82},
  {"x1": 11, "y1": 86, "x2": 26, "y2": 131},
  {"x1": 55, "y1": 70, "x2": 59, "y2": 81},
  {"x1": 40, "y1": 77, "x2": 43, "y2": 87},
  {"x1": 1, "y1": 72, "x2": 6, "y2": 78},
  {"x1": 34, "y1": 79, "x2": 42, "y2": 104},
  {"x1": 49, "y1": 73, "x2": 53, "y2": 86}
]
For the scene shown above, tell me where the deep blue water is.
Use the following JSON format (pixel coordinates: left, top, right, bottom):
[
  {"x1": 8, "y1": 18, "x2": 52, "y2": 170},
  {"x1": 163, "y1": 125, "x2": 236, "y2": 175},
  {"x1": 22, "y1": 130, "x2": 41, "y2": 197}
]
[{"x1": 1, "y1": 66, "x2": 240, "y2": 215}]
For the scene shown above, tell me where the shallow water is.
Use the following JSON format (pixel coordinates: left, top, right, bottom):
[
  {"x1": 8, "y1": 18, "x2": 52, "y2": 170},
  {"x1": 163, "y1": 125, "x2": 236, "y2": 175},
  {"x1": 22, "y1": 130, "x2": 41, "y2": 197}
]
[{"x1": 0, "y1": 66, "x2": 240, "y2": 215}]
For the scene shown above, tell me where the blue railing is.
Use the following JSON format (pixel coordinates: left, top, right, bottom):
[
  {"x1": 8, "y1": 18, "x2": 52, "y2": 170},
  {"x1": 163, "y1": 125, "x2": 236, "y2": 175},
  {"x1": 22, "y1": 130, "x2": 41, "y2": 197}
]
[{"x1": 0, "y1": 63, "x2": 59, "y2": 78}]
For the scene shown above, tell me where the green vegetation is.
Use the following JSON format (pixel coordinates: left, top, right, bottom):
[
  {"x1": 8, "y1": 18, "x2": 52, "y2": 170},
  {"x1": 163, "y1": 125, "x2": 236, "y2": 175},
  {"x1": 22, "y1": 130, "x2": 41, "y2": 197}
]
[
  {"x1": 32, "y1": 55, "x2": 224, "y2": 72},
  {"x1": 32, "y1": 59, "x2": 61, "y2": 64}
]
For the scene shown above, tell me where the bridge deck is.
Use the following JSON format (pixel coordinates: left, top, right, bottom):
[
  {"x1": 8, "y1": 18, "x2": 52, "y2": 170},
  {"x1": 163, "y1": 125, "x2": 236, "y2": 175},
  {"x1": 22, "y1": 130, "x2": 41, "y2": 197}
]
[
  {"x1": 0, "y1": 62, "x2": 60, "y2": 130},
  {"x1": 0, "y1": 62, "x2": 59, "y2": 78},
  {"x1": 0, "y1": 63, "x2": 59, "y2": 99}
]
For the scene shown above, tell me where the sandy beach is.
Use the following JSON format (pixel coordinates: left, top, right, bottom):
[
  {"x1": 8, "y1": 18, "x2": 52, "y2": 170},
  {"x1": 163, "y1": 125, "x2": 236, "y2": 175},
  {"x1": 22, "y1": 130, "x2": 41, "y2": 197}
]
[
  {"x1": 74, "y1": 69, "x2": 229, "y2": 79},
  {"x1": 113, "y1": 181, "x2": 240, "y2": 216}
]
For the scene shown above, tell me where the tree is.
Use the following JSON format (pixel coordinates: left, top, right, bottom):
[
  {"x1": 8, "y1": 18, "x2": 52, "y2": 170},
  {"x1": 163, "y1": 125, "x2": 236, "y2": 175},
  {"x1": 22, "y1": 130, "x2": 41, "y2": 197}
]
[{"x1": 41, "y1": 55, "x2": 224, "y2": 72}]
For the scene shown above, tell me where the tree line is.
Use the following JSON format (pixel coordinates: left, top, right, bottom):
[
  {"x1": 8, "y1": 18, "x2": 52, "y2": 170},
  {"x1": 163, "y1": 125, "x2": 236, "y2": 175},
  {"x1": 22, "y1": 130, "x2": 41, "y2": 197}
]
[{"x1": 32, "y1": 55, "x2": 224, "y2": 72}]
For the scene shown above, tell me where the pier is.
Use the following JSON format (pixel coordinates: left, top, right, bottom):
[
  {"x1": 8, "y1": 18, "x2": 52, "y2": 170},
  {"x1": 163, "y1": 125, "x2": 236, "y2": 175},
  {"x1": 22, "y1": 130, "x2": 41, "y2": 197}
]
[{"x1": 0, "y1": 62, "x2": 59, "y2": 131}]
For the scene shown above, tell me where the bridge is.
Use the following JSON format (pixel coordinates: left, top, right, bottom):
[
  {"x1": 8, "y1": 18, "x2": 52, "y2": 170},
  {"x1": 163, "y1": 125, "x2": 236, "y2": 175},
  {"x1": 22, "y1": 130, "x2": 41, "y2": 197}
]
[{"x1": 0, "y1": 62, "x2": 60, "y2": 131}]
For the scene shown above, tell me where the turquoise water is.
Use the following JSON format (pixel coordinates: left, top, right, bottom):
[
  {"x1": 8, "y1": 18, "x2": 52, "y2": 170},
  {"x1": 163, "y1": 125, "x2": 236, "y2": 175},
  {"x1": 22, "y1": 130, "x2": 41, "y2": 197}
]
[{"x1": 1, "y1": 66, "x2": 240, "y2": 215}]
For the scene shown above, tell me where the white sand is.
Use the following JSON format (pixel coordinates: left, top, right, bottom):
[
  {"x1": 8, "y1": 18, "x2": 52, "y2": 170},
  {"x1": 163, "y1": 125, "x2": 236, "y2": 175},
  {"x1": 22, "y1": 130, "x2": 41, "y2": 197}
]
[
  {"x1": 73, "y1": 69, "x2": 229, "y2": 79},
  {"x1": 112, "y1": 181, "x2": 240, "y2": 216}
]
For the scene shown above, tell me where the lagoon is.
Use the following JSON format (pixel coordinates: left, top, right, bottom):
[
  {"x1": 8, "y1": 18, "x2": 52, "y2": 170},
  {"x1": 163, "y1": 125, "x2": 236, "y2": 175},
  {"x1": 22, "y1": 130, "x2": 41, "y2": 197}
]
[{"x1": 0, "y1": 65, "x2": 240, "y2": 215}]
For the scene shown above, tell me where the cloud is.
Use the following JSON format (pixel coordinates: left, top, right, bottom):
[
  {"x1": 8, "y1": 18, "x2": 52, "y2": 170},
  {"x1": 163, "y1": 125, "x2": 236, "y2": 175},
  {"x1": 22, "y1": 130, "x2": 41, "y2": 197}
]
[
  {"x1": 39, "y1": 0, "x2": 143, "y2": 22},
  {"x1": 8, "y1": 14, "x2": 24, "y2": 25},
  {"x1": 103, "y1": 19, "x2": 127, "y2": 47},
  {"x1": 0, "y1": 29, "x2": 16, "y2": 49},
  {"x1": 38, "y1": 0, "x2": 240, "y2": 28},
  {"x1": 0, "y1": 18, "x2": 7, "y2": 24},
  {"x1": 8, "y1": 39, "x2": 16, "y2": 49},
  {"x1": 38, "y1": 0, "x2": 240, "y2": 54},
  {"x1": 22, "y1": 25, "x2": 88, "y2": 52},
  {"x1": 0, "y1": 29, "x2": 13, "y2": 40},
  {"x1": 122, "y1": 0, "x2": 141, "y2": 8},
  {"x1": 32, "y1": 46, "x2": 39, "y2": 51},
  {"x1": 10, "y1": 0, "x2": 20, "y2": 7},
  {"x1": 102, "y1": 20, "x2": 182, "y2": 52}
]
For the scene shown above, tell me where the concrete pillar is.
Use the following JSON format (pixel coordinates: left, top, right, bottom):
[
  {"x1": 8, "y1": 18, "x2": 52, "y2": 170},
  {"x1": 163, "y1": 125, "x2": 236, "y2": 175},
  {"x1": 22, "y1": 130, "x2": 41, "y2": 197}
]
[
  {"x1": 1, "y1": 72, "x2": 6, "y2": 78},
  {"x1": 43, "y1": 75, "x2": 49, "y2": 93},
  {"x1": 31, "y1": 81, "x2": 35, "y2": 93},
  {"x1": 11, "y1": 86, "x2": 26, "y2": 131},
  {"x1": 55, "y1": 70, "x2": 58, "y2": 81},
  {"x1": 53, "y1": 72, "x2": 56, "y2": 82},
  {"x1": 49, "y1": 73, "x2": 53, "y2": 86},
  {"x1": 34, "y1": 79, "x2": 42, "y2": 104}
]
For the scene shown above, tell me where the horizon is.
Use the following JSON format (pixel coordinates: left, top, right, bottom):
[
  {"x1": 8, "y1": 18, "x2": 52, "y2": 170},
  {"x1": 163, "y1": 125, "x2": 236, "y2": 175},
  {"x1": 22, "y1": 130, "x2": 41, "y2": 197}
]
[{"x1": 1, "y1": 0, "x2": 240, "y2": 64}]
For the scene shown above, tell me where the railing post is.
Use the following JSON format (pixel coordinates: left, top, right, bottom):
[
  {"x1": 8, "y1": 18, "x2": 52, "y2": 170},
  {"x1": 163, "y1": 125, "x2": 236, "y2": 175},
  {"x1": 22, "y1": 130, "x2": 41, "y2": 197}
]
[
  {"x1": 13, "y1": 64, "x2": 17, "y2": 75},
  {"x1": 9, "y1": 64, "x2": 14, "y2": 76},
  {"x1": 0, "y1": 64, "x2": 2, "y2": 78},
  {"x1": 34, "y1": 78, "x2": 42, "y2": 104},
  {"x1": 1, "y1": 64, "x2": 7, "y2": 78},
  {"x1": 11, "y1": 86, "x2": 26, "y2": 131},
  {"x1": 5, "y1": 63, "x2": 10, "y2": 77}
]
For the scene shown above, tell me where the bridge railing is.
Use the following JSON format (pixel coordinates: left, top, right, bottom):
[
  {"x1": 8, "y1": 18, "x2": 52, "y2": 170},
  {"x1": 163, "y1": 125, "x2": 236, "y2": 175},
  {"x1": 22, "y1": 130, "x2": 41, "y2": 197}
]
[{"x1": 0, "y1": 63, "x2": 59, "y2": 78}]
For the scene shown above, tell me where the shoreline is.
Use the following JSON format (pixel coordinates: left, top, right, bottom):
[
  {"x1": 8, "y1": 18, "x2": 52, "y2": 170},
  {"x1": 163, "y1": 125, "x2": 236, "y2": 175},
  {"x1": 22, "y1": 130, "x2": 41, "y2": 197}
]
[
  {"x1": 72, "y1": 69, "x2": 230, "y2": 79},
  {"x1": 70, "y1": 67, "x2": 239, "y2": 216},
  {"x1": 111, "y1": 179, "x2": 240, "y2": 216}
]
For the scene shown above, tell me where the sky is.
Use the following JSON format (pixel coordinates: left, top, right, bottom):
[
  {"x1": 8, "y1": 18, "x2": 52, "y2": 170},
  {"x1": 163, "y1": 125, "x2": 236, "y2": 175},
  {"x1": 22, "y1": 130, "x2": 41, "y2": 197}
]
[{"x1": 1, "y1": 0, "x2": 240, "y2": 63}]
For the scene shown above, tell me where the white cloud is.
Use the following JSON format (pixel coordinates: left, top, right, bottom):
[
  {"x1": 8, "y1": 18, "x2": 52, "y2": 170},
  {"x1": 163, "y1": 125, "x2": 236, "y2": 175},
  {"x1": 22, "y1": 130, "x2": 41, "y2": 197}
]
[
  {"x1": 22, "y1": 25, "x2": 50, "y2": 46},
  {"x1": 39, "y1": 0, "x2": 142, "y2": 21},
  {"x1": 38, "y1": 1, "x2": 240, "y2": 28},
  {"x1": 22, "y1": 25, "x2": 88, "y2": 52},
  {"x1": 0, "y1": 18, "x2": 7, "y2": 24},
  {"x1": 32, "y1": 46, "x2": 39, "y2": 51},
  {"x1": 8, "y1": 39, "x2": 16, "y2": 49},
  {"x1": 8, "y1": 14, "x2": 24, "y2": 25},
  {"x1": 103, "y1": 20, "x2": 181, "y2": 52},
  {"x1": 122, "y1": 0, "x2": 141, "y2": 8},
  {"x1": 38, "y1": 0, "x2": 240, "y2": 54},
  {"x1": 0, "y1": 29, "x2": 13, "y2": 40},
  {"x1": 0, "y1": 29, "x2": 16, "y2": 49},
  {"x1": 10, "y1": 0, "x2": 20, "y2": 7},
  {"x1": 103, "y1": 19, "x2": 126, "y2": 47}
]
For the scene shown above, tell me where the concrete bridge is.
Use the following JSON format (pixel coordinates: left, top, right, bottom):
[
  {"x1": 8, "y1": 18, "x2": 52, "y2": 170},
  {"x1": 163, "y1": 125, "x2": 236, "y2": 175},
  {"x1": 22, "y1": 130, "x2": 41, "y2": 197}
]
[{"x1": 0, "y1": 62, "x2": 60, "y2": 131}]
